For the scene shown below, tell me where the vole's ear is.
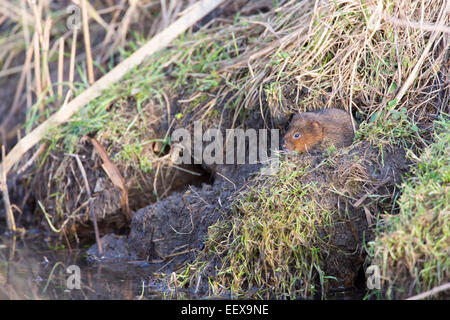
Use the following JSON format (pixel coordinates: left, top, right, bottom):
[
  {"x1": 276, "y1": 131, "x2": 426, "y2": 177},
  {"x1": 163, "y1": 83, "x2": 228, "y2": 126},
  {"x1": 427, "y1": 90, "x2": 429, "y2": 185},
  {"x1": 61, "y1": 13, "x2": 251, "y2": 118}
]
[
  {"x1": 292, "y1": 113, "x2": 302, "y2": 121},
  {"x1": 308, "y1": 120, "x2": 323, "y2": 131}
]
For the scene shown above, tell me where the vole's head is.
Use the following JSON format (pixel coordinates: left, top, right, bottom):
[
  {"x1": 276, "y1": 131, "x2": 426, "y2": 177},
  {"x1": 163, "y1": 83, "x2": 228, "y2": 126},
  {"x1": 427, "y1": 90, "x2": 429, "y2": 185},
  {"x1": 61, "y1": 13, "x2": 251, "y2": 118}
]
[{"x1": 282, "y1": 114, "x2": 324, "y2": 152}]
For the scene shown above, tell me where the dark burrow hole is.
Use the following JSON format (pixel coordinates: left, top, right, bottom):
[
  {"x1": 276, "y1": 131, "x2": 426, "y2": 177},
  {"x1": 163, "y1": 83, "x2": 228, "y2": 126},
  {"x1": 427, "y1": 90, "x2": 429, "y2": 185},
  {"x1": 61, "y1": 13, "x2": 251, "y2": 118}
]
[
  {"x1": 52, "y1": 162, "x2": 214, "y2": 246},
  {"x1": 151, "y1": 140, "x2": 170, "y2": 157}
]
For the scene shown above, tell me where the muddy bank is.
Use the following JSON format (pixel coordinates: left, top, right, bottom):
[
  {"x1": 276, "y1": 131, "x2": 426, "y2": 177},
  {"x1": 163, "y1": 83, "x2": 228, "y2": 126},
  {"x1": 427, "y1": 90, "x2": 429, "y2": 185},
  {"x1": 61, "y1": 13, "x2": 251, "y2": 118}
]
[
  {"x1": 88, "y1": 163, "x2": 261, "y2": 266},
  {"x1": 87, "y1": 139, "x2": 410, "y2": 298},
  {"x1": 176, "y1": 142, "x2": 411, "y2": 297}
]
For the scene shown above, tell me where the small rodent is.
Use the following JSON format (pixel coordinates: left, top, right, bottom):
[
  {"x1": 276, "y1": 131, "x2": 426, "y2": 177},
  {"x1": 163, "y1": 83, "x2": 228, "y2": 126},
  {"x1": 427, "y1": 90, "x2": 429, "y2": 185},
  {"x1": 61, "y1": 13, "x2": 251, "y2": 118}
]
[{"x1": 282, "y1": 108, "x2": 356, "y2": 153}]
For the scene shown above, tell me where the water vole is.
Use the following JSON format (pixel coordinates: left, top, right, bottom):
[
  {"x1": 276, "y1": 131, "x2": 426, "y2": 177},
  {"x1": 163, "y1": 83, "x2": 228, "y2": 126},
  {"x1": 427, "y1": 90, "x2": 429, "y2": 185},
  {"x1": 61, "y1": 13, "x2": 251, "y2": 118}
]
[{"x1": 282, "y1": 108, "x2": 356, "y2": 152}]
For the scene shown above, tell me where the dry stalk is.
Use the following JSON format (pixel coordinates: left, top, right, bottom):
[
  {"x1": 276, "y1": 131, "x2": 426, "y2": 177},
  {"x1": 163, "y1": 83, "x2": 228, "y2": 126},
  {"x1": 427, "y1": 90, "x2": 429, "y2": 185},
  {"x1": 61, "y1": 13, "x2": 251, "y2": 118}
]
[
  {"x1": 385, "y1": 0, "x2": 450, "y2": 119},
  {"x1": 406, "y1": 282, "x2": 450, "y2": 300},
  {"x1": 33, "y1": 31, "x2": 42, "y2": 106},
  {"x1": 41, "y1": 16, "x2": 54, "y2": 97},
  {"x1": 81, "y1": 0, "x2": 95, "y2": 85},
  {"x1": 57, "y1": 38, "x2": 65, "y2": 101},
  {"x1": 0, "y1": 33, "x2": 35, "y2": 135},
  {"x1": 69, "y1": 28, "x2": 78, "y2": 88},
  {"x1": 0, "y1": 146, "x2": 16, "y2": 232}
]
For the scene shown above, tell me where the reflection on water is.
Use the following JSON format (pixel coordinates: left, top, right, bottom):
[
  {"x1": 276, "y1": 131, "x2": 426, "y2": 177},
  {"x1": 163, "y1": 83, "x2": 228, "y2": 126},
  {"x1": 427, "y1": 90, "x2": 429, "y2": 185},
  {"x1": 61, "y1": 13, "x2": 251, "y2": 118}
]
[
  {"x1": 0, "y1": 229, "x2": 367, "y2": 300},
  {"x1": 0, "y1": 230, "x2": 168, "y2": 300}
]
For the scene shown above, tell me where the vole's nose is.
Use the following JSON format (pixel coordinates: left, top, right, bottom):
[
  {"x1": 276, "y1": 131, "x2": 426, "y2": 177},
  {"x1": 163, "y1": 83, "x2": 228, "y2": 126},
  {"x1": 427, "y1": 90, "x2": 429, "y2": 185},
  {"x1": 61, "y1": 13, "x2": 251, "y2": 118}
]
[{"x1": 281, "y1": 138, "x2": 288, "y2": 151}]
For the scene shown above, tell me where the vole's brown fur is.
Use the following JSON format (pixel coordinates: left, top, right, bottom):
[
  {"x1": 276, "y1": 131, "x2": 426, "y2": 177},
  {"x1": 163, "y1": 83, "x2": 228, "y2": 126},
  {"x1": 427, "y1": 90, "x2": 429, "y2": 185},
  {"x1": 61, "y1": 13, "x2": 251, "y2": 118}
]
[{"x1": 282, "y1": 108, "x2": 356, "y2": 153}]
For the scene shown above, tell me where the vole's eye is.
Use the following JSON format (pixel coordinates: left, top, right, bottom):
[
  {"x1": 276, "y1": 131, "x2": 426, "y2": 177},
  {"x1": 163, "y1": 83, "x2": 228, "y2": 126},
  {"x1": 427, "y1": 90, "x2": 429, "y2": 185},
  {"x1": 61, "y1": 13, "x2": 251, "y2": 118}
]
[{"x1": 293, "y1": 132, "x2": 301, "y2": 140}]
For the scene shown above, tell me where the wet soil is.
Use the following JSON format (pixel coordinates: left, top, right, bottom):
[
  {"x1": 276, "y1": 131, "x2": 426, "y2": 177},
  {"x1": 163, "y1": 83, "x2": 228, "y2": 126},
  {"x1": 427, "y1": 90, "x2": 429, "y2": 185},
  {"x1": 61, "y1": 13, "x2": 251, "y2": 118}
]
[{"x1": 87, "y1": 163, "x2": 261, "y2": 268}]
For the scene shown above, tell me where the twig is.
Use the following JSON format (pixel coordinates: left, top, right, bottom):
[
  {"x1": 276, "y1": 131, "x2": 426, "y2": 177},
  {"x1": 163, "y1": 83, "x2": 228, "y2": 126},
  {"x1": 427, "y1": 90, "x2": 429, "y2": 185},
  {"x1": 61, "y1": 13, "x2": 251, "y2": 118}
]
[
  {"x1": 406, "y1": 282, "x2": 450, "y2": 300},
  {"x1": 0, "y1": 0, "x2": 225, "y2": 179},
  {"x1": 1, "y1": 146, "x2": 16, "y2": 232},
  {"x1": 68, "y1": 153, "x2": 103, "y2": 256},
  {"x1": 0, "y1": 33, "x2": 35, "y2": 134}
]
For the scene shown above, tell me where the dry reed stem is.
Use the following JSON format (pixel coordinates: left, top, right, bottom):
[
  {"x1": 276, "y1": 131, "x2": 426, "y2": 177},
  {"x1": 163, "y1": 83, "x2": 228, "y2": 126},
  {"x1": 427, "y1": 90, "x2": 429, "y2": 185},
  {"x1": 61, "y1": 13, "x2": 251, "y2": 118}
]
[
  {"x1": 81, "y1": 0, "x2": 95, "y2": 85},
  {"x1": 32, "y1": 31, "x2": 42, "y2": 106},
  {"x1": 0, "y1": 146, "x2": 16, "y2": 231},
  {"x1": 98, "y1": 2, "x2": 122, "y2": 58},
  {"x1": 27, "y1": 0, "x2": 43, "y2": 42},
  {"x1": 20, "y1": 0, "x2": 33, "y2": 111},
  {"x1": 0, "y1": 0, "x2": 35, "y2": 26},
  {"x1": 41, "y1": 16, "x2": 54, "y2": 97},
  {"x1": 69, "y1": 28, "x2": 78, "y2": 87},
  {"x1": 0, "y1": 66, "x2": 23, "y2": 79},
  {"x1": 116, "y1": 0, "x2": 138, "y2": 49},
  {"x1": 71, "y1": 0, "x2": 110, "y2": 31},
  {"x1": 0, "y1": 33, "x2": 35, "y2": 137},
  {"x1": 385, "y1": 15, "x2": 450, "y2": 34},
  {"x1": 57, "y1": 38, "x2": 65, "y2": 101}
]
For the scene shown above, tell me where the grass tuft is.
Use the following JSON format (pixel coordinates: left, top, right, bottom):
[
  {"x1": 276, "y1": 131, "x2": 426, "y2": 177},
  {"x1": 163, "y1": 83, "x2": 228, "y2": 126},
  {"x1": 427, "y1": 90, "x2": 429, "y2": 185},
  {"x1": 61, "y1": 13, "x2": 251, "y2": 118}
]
[{"x1": 368, "y1": 117, "x2": 449, "y2": 299}]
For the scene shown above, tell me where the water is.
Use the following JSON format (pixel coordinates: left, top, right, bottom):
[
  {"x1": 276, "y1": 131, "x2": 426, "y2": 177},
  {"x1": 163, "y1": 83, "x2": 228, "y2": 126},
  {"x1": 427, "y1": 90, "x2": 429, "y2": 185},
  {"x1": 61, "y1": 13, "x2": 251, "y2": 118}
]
[{"x1": 0, "y1": 230, "x2": 168, "y2": 300}]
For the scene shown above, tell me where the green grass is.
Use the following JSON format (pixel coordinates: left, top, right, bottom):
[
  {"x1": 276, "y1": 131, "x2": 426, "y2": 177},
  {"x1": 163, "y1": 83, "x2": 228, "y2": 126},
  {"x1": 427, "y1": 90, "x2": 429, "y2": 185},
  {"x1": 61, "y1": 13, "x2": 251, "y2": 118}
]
[
  {"x1": 34, "y1": 26, "x2": 244, "y2": 223},
  {"x1": 367, "y1": 117, "x2": 449, "y2": 299},
  {"x1": 176, "y1": 154, "x2": 369, "y2": 299},
  {"x1": 355, "y1": 107, "x2": 423, "y2": 154},
  {"x1": 42, "y1": 28, "x2": 238, "y2": 167}
]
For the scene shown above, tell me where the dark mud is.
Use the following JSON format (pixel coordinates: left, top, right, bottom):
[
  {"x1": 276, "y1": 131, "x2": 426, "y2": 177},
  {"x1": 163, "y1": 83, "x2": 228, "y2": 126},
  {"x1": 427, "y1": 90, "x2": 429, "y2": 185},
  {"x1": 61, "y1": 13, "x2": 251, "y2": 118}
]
[{"x1": 87, "y1": 163, "x2": 261, "y2": 267}]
